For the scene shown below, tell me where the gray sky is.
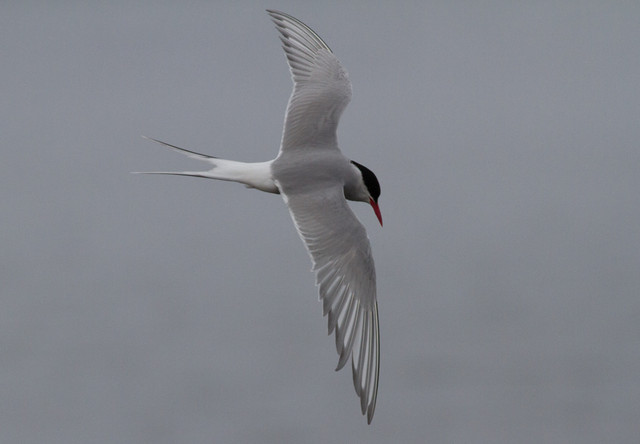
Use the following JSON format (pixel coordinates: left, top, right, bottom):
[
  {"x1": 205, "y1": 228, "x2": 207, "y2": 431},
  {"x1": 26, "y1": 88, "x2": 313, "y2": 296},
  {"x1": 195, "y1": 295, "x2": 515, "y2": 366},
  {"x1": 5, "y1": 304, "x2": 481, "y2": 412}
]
[{"x1": 2, "y1": 1, "x2": 639, "y2": 442}]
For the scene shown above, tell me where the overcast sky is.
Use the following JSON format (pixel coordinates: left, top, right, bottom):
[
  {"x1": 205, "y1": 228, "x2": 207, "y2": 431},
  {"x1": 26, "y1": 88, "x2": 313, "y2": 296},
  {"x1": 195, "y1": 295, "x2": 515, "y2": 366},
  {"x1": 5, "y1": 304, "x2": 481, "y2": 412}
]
[{"x1": 2, "y1": 1, "x2": 639, "y2": 443}]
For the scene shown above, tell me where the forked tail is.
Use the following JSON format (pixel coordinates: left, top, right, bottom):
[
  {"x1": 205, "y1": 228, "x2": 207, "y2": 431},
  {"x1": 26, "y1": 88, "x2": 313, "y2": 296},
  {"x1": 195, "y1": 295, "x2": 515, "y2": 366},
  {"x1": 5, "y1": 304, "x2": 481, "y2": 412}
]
[{"x1": 133, "y1": 136, "x2": 279, "y2": 193}]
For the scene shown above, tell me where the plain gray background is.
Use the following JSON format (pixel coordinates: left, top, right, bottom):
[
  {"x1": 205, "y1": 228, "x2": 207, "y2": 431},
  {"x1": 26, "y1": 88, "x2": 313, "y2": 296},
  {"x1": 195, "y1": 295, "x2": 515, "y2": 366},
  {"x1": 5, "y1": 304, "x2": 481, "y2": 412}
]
[{"x1": 2, "y1": 1, "x2": 639, "y2": 442}]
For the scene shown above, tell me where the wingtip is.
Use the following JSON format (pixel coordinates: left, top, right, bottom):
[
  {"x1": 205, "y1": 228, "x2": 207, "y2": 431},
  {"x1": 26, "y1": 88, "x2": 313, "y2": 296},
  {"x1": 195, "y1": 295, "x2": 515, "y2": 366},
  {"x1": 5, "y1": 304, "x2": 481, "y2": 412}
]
[
  {"x1": 265, "y1": 9, "x2": 284, "y2": 23},
  {"x1": 265, "y1": 9, "x2": 284, "y2": 17}
]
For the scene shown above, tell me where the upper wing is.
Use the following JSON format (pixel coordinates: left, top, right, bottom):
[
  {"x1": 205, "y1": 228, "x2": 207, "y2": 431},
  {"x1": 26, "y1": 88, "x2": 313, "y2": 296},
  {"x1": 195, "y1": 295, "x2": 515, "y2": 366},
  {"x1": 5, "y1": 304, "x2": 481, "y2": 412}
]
[
  {"x1": 280, "y1": 184, "x2": 379, "y2": 423},
  {"x1": 267, "y1": 10, "x2": 352, "y2": 151}
]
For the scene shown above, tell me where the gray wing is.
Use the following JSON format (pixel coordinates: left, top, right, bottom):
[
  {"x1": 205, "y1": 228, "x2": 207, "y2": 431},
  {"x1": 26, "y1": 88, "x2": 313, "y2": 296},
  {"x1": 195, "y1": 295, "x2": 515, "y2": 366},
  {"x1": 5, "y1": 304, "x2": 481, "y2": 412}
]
[
  {"x1": 280, "y1": 184, "x2": 379, "y2": 423},
  {"x1": 267, "y1": 10, "x2": 352, "y2": 151}
]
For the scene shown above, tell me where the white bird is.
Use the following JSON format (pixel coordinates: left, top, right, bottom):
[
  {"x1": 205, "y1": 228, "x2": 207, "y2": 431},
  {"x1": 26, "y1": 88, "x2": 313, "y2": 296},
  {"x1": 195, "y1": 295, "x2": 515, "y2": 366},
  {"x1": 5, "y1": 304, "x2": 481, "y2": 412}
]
[{"x1": 136, "y1": 10, "x2": 382, "y2": 423}]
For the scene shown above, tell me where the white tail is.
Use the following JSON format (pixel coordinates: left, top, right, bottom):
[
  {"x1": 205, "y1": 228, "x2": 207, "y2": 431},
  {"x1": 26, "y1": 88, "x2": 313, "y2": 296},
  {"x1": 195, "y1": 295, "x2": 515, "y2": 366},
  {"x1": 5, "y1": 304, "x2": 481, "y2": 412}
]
[{"x1": 134, "y1": 136, "x2": 279, "y2": 194}]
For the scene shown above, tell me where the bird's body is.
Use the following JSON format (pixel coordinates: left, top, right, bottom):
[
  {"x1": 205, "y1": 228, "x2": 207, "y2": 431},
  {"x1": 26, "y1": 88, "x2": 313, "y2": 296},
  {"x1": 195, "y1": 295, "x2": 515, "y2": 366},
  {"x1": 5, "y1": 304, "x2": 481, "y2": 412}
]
[{"x1": 136, "y1": 10, "x2": 382, "y2": 423}]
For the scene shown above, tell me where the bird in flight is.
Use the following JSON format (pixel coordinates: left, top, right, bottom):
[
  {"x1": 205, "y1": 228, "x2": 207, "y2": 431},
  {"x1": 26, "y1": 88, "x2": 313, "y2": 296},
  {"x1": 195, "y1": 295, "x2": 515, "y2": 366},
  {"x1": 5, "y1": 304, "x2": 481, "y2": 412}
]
[{"x1": 136, "y1": 10, "x2": 382, "y2": 423}]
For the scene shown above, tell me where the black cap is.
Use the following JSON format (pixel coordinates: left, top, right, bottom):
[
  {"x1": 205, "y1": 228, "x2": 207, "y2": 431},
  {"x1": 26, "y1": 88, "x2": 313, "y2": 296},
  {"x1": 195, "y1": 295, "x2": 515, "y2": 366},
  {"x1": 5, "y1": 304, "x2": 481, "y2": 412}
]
[{"x1": 351, "y1": 160, "x2": 381, "y2": 202}]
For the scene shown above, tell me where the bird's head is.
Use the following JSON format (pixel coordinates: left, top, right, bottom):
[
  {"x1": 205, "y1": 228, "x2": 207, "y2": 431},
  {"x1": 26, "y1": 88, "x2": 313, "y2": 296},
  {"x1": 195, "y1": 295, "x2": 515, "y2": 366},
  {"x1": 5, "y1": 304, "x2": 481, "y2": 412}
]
[{"x1": 350, "y1": 160, "x2": 382, "y2": 227}]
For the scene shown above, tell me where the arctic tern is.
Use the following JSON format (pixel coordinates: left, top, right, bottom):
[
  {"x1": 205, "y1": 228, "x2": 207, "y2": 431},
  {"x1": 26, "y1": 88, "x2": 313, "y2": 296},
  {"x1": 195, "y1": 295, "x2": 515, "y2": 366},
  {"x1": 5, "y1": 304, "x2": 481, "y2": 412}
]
[{"x1": 136, "y1": 10, "x2": 382, "y2": 423}]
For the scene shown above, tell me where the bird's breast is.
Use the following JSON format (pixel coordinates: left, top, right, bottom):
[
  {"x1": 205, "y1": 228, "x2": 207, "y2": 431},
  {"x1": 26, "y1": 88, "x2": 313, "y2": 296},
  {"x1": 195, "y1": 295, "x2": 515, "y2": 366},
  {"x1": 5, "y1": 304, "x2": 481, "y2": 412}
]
[{"x1": 271, "y1": 151, "x2": 353, "y2": 195}]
